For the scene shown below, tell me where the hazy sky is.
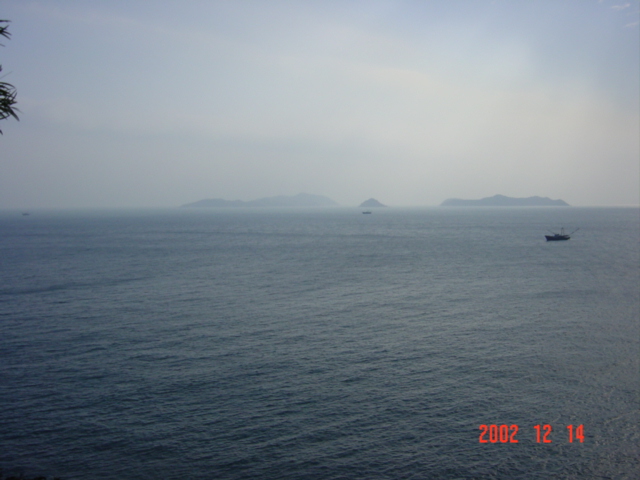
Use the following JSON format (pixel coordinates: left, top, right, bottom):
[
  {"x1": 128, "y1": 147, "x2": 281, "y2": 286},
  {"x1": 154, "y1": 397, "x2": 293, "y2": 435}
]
[{"x1": 1, "y1": 0, "x2": 638, "y2": 208}]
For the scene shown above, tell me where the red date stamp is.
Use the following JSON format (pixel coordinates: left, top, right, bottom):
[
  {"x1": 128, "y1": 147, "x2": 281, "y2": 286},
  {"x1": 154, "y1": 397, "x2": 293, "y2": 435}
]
[{"x1": 479, "y1": 424, "x2": 584, "y2": 443}]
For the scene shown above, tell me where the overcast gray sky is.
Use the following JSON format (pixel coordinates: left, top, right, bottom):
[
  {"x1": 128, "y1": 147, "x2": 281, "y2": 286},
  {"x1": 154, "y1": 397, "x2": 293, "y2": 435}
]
[{"x1": 1, "y1": 0, "x2": 638, "y2": 208}]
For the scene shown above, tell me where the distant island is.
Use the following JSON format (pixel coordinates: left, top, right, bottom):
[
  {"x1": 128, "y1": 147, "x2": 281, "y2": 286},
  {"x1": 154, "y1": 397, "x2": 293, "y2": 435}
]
[
  {"x1": 359, "y1": 198, "x2": 386, "y2": 208},
  {"x1": 182, "y1": 193, "x2": 339, "y2": 208},
  {"x1": 440, "y1": 194, "x2": 569, "y2": 207}
]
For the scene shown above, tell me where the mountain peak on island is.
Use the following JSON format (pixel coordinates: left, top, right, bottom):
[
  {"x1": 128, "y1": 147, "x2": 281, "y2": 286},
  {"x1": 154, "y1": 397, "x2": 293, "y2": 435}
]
[
  {"x1": 440, "y1": 194, "x2": 569, "y2": 207},
  {"x1": 182, "y1": 193, "x2": 339, "y2": 208},
  {"x1": 359, "y1": 198, "x2": 386, "y2": 208}
]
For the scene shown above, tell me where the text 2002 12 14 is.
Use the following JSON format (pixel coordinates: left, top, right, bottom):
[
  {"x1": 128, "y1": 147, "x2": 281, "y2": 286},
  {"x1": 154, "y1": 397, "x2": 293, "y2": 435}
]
[{"x1": 478, "y1": 424, "x2": 585, "y2": 443}]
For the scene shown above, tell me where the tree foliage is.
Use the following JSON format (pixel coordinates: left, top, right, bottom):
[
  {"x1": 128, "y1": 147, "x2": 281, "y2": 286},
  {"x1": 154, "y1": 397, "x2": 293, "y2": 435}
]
[{"x1": 0, "y1": 19, "x2": 19, "y2": 134}]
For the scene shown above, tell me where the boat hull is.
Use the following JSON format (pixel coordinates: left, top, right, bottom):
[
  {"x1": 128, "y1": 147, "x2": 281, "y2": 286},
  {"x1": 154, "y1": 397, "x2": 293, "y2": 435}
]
[{"x1": 545, "y1": 235, "x2": 570, "y2": 241}]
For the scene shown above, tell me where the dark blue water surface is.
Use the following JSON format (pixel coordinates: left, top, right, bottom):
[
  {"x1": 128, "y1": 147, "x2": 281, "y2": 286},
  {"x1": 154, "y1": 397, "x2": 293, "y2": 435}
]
[{"x1": 0, "y1": 207, "x2": 638, "y2": 479}]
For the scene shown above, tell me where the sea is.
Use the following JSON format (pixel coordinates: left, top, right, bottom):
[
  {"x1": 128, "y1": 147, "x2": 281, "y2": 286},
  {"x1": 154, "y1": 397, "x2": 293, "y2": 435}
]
[{"x1": 0, "y1": 206, "x2": 638, "y2": 480}]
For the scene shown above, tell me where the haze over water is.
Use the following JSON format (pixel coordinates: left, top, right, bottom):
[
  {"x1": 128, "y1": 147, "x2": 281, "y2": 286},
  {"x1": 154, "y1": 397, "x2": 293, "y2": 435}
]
[
  {"x1": 1, "y1": 207, "x2": 638, "y2": 479},
  {"x1": 1, "y1": 1, "x2": 638, "y2": 208}
]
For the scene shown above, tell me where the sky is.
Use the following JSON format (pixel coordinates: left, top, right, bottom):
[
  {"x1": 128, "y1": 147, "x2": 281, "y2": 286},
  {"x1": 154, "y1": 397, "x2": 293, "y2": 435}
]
[{"x1": 0, "y1": 0, "x2": 638, "y2": 208}]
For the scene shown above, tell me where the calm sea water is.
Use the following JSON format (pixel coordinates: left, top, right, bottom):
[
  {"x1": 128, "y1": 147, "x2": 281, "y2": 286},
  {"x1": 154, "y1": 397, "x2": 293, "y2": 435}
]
[{"x1": 0, "y1": 207, "x2": 638, "y2": 479}]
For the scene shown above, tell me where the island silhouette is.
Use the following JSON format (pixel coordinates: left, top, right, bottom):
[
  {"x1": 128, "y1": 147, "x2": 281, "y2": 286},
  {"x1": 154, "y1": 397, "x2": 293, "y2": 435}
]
[
  {"x1": 182, "y1": 193, "x2": 338, "y2": 208},
  {"x1": 359, "y1": 198, "x2": 386, "y2": 208},
  {"x1": 440, "y1": 194, "x2": 569, "y2": 207}
]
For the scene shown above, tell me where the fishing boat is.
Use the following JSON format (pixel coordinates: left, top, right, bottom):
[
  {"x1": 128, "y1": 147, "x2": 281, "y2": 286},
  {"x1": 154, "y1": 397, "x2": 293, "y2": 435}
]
[
  {"x1": 545, "y1": 227, "x2": 578, "y2": 241},
  {"x1": 362, "y1": 211, "x2": 372, "y2": 214}
]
